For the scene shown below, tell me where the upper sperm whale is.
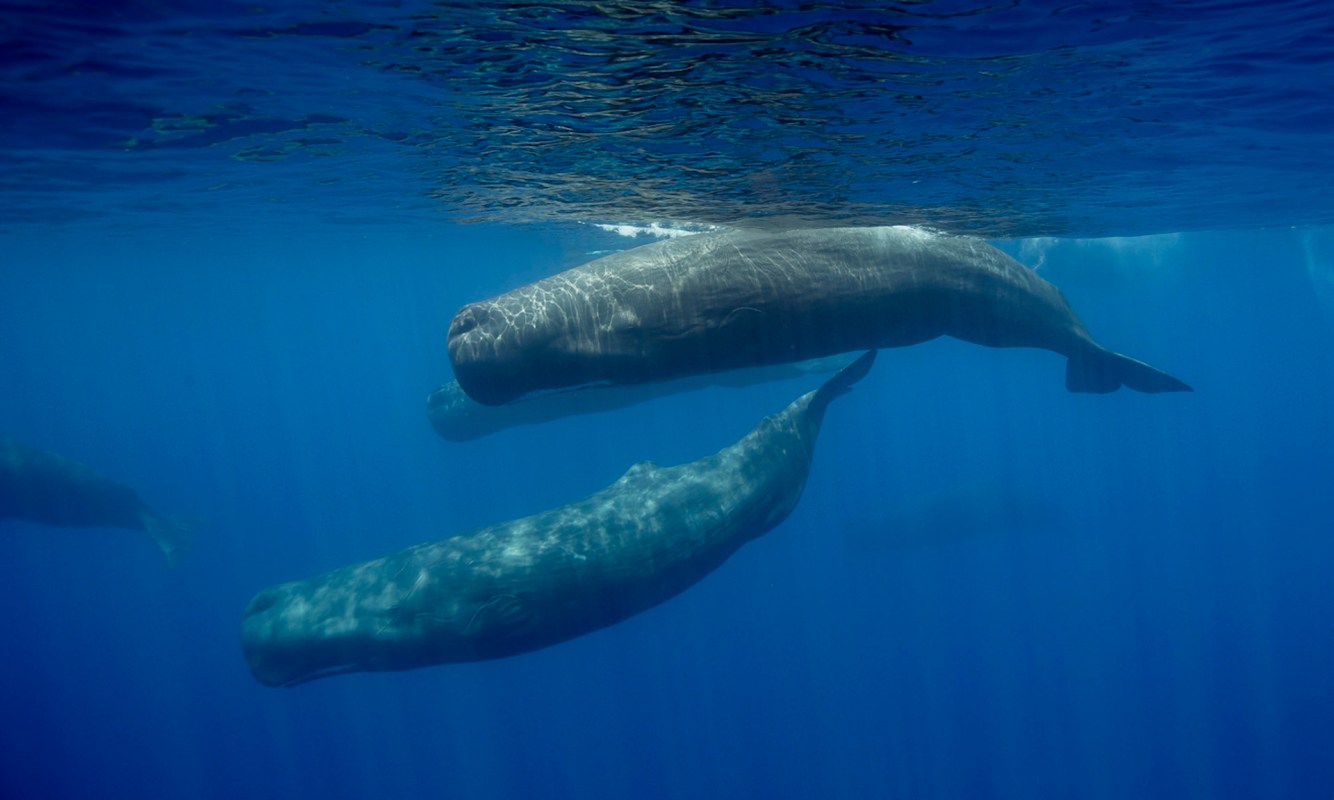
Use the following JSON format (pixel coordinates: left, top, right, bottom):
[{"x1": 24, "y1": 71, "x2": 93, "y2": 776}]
[{"x1": 447, "y1": 226, "x2": 1190, "y2": 405}]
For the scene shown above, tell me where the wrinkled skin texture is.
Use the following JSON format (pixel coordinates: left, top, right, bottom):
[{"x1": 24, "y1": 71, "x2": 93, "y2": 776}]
[{"x1": 448, "y1": 226, "x2": 1189, "y2": 405}]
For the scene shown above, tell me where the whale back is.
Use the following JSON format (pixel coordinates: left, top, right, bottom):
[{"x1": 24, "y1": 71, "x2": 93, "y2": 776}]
[{"x1": 447, "y1": 226, "x2": 1076, "y2": 405}]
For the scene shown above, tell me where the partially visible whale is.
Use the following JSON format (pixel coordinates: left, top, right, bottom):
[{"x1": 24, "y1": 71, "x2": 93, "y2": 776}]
[
  {"x1": 841, "y1": 481, "x2": 1067, "y2": 554},
  {"x1": 241, "y1": 351, "x2": 877, "y2": 687},
  {"x1": 447, "y1": 226, "x2": 1191, "y2": 406},
  {"x1": 0, "y1": 436, "x2": 197, "y2": 567},
  {"x1": 427, "y1": 353, "x2": 855, "y2": 442}
]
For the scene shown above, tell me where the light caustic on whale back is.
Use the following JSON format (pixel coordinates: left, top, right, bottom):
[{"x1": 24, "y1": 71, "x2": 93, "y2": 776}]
[{"x1": 446, "y1": 226, "x2": 1191, "y2": 406}]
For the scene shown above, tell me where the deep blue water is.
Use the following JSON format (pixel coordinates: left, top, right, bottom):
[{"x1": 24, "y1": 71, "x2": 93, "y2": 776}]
[{"x1": 4, "y1": 3, "x2": 1334, "y2": 799}]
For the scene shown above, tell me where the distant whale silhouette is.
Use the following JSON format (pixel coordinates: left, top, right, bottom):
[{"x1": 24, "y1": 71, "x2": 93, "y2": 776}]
[
  {"x1": 427, "y1": 354, "x2": 855, "y2": 442},
  {"x1": 841, "y1": 482, "x2": 1067, "y2": 554},
  {"x1": 241, "y1": 351, "x2": 877, "y2": 686},
  {"x1": 447, "y1": 226, "x2": 1191, "y2": 406},
  {"x1": 1, "y1": 436, "x2": 197, "y2": 567}
]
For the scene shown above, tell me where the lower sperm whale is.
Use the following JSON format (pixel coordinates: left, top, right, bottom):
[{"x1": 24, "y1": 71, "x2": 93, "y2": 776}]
[
  {"x1": 1, "y1": 436, "x2": 197, "y2": 567},
  {"x1": 447, "y1": 226, "x2": 1190, "y2": 405},
  {"x1": 241, "y1": 351, "x2": 877, "y2": 686}
]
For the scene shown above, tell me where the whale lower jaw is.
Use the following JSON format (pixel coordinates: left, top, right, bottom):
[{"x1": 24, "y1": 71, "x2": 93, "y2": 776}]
[{"x1": 267, "y1": 661, "x2": 362, "y2": 688}]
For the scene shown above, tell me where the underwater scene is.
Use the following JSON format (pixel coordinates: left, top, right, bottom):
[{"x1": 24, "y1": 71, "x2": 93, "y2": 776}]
[{"x1": 3, "y1": 3, "x2": 1334, "y2": 799}]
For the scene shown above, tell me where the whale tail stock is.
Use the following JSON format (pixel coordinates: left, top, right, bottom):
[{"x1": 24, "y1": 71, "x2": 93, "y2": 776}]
[
  {"x1": 807, "y1": 350, "x2": 878, "y2": 418},
  {"x1": 1066, "y1": 347, "x2": 1193, "y2": 394},
  {"x1": 140, "y1": 513, "x2": 203, "y2": 568}
]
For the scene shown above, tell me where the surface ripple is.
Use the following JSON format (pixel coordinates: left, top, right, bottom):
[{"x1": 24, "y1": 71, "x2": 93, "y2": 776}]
[{"x1": 2, "y1": 1, "x2": 1333, "y2": 236}]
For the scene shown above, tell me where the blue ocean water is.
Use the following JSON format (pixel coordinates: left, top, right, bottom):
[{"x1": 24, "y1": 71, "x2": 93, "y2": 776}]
[{"x1": 3, "y1": 3, "x2": 1334, "y2": 799}]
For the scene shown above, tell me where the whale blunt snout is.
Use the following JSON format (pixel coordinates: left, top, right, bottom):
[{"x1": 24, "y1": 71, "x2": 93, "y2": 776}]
[
  {"x1": 241, "y1": 577, "x2": 429, "y2": 687},
  {"x1": 241, "y1": 548, "x2": 452, "y2": 688},
  {"x1": 239, "y1": 586, "x2": 357, "y2": 688},
  {"x1": 447, "y1": 303, "x2": 528, "y2": 406},
  {"x1": 240, "y1": 588, "x2": 300, "y2": 686}
]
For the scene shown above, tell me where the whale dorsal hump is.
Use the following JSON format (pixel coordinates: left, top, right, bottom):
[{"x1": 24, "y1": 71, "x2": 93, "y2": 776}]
[{"x1": 619, "y1": 461, "x2": 661, "y2": 482}]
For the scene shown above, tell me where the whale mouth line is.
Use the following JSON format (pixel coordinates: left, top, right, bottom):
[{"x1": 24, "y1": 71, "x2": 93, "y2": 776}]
[{"x1": 273, "y1": 661, "x2": 361, "y2": 688}]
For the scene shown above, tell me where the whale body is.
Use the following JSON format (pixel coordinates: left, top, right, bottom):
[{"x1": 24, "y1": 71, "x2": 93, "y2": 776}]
[
  {"x1": 241, "y1": 351, "x2": 876, "y2": 686},
  {"x1": 447, "y1": 226, "x2": 1190, "y2": 406},
  {"x1": 0, "y1": 436, "x2": 197, "y2": 567}
]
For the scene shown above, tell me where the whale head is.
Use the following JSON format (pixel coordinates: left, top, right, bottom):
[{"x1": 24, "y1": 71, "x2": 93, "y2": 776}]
[
  {"x1": 240, "y1": 557, "x2": 464, "y2": 687},
  {"x1": 446, "y1": 300, "x2": 560, "y2": 406},
  {"x1": 448, "y1": 297, "x2": 631, "y2": 406},
  {"x1": 240, "y1": 548, "x2": 534, "y2": 687}
]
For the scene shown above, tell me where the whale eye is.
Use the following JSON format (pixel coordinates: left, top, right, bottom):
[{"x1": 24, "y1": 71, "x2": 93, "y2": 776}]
[
  {"x1": 245, "y1": 590, "x2": 278, "y2": 616},
  {"x1": 452, "y1": 307, "x2": 479, "y2": 335}
]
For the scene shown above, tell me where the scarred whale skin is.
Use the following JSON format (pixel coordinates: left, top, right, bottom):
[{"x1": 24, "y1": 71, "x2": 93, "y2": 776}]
[
  {"x1": 0, "y1": 436, "x2": 197, "y2": 567},
  {"x1": 447, "y1": 226, "x2": 1190, "y2": 406},
  {"x1": 240, "y1": 351, "x2": 876, "y2": 687}
]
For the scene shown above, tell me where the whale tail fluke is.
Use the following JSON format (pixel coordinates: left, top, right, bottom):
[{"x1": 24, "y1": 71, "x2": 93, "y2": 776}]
[
  {"x1": 1066, "y1": 348, "x2": 1192, "y2": 394},
  {"x1": 141, "y1": 513, "x2": 202, "y2": 568}
]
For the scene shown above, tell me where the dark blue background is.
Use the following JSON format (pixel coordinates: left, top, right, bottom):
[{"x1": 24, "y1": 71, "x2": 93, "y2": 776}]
[
  {"x1": 5, "y1": 1, "x2": 1334, "y2": 796},
  {"x1": 2, "y1": 223, "x2": 1332, "y2": 799}
]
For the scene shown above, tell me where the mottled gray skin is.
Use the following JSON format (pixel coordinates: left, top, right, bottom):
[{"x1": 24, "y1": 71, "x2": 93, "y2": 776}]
[
  {"x1": 427, "y1": 354, "x2": 854, "y2": 442},
  {"x1": 242, "y1": 351, "x2": 876, "y2": 687},
  {"x1": 448, "y1": 226, "x2": 1190, "y2": 406},
  {"x1": 0, "y1": 436, "x2": 196, "y2": 567}
]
